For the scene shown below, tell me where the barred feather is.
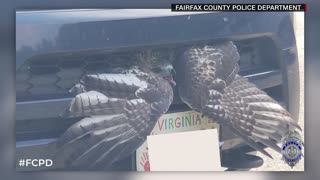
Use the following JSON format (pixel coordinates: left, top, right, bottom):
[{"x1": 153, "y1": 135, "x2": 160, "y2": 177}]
[
  {"x1": 176, "y1": 41, "x2": 302, "y2": 158},
  {"x1": 52, "y1": 68, "x2": 173, "y2": 169}
]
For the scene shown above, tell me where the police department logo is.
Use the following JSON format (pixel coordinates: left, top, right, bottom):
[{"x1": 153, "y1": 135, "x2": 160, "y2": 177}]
[{"x1": 281, "y1": 130, "x2": 303, "y2": 168}]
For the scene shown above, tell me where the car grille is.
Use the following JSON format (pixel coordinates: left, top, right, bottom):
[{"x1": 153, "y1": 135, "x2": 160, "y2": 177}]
[
  {"x1": 16, "y1": 37, "x2": 285, "y2": 141},
  {"x1": 16, "y1": 37, "x2": 280, "y2": 102}
]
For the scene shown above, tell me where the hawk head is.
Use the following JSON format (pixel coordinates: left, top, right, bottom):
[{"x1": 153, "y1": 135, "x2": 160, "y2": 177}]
[{"x1": 136, "y1": 49, "x2": 176, "y2": 86}]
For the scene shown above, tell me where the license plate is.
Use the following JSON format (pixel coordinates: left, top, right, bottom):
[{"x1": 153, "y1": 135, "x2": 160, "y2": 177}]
[{"x1": 136, "y1": 110, "x2": 219, "y2": 171}]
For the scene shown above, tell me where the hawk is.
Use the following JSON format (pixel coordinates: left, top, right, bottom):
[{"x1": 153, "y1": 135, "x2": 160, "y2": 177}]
[
  {"x1": 175, "y1": 41, "x2": 302, "y2": 158},
  {"x1": 51, "y1": 50, "x2": 175, "y2": 169}
]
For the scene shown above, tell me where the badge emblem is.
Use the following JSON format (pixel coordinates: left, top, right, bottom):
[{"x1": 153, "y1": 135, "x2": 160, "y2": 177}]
[{"x1": 281, "y1": 130, "x2": 303, "y2": 168}]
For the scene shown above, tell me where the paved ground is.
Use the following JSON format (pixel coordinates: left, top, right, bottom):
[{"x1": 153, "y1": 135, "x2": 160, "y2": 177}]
[{"x1": 251, "y1": 12, "x2": 304, "y2": 171}]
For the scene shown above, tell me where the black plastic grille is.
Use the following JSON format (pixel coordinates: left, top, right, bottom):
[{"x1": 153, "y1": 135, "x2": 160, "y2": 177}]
[
  {"x1": 16, "y1": 37, "x2": 279, "y2": 101},
  {"x1": 16, "y1": 51, "x2": 141, "y2": 99}
]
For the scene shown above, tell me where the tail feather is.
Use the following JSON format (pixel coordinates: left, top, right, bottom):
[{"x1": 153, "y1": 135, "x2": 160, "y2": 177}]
[
  {"x1": 251, "y1": 130, "x2": 281, "y2": 153},
  {"x1": 52, "y1": 114, "x2": 144, "y2": 169},
  {"x1": 209, "y1": 76, "x2": 302, "y2": 158},
  {"x1": 55, "y1": 114, "x2": 125, "y2": 150},
  {"x1": 226, "y1": 125, "x2": 273, "y2": 159},
  {"x1": 62, "y1": 91, "x2": 127, "y2": 118}
]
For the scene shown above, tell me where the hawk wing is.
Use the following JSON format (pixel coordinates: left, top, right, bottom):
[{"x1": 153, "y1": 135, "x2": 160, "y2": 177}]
[
  {"x1": 51, "y1": 69, "x2": 173, "y2": 169},
  {"x1": 176, "y1": 42, "x2": 240, "y2": 111},
  {"x1": 176, "y1": 41, "x2": 301, "y2": 158}
]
